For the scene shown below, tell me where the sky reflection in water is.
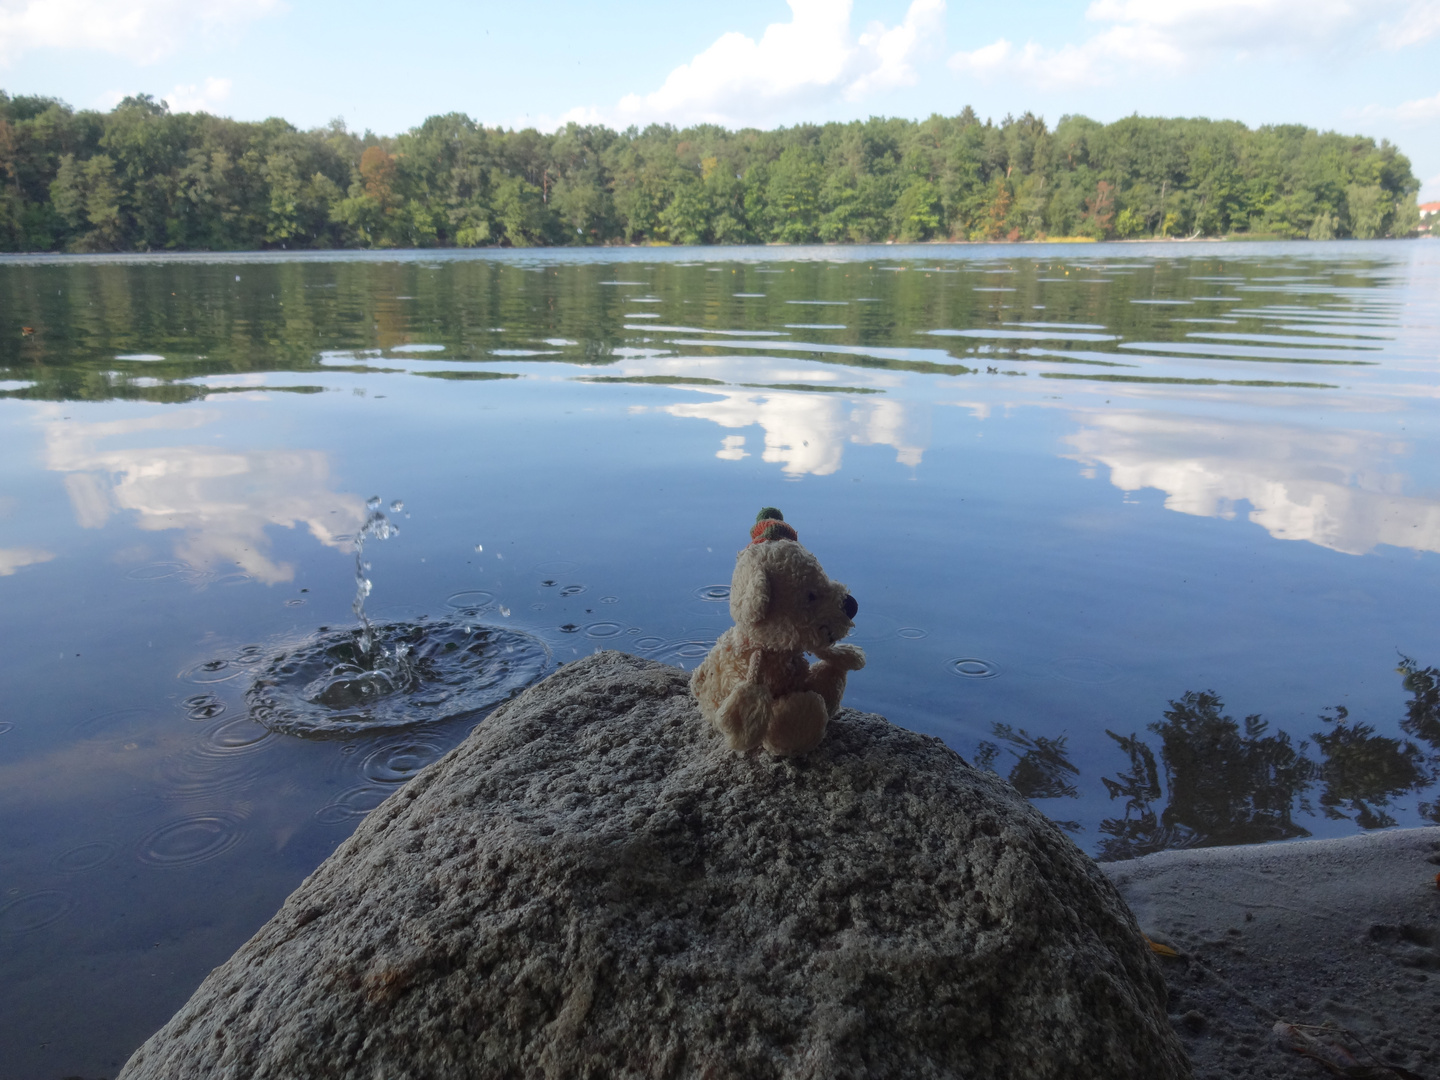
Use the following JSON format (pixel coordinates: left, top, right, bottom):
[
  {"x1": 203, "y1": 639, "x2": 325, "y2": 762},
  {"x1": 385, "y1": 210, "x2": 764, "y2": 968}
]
[{"x1": 1, "y1": 240, "x2": 1439, "y2": 1077}]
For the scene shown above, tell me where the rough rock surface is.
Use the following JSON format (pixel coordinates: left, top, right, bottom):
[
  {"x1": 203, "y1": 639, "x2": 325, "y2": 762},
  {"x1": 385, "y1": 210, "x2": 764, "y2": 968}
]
[{"x1": 119, "y1": 652, "x2": 1190, "y2": 1080}]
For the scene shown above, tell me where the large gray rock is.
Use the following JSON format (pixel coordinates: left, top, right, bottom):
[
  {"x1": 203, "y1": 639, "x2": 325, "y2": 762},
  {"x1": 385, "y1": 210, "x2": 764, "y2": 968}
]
[{"x1": 119, "y1": 651, "x2": 1189, "y2": 1080}]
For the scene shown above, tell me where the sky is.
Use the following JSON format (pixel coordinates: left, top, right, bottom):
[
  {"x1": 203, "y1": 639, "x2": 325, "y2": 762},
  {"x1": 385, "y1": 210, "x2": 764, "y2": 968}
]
[{"x1": 2, "y1": 0, "x2": 1438, "y2": 201}]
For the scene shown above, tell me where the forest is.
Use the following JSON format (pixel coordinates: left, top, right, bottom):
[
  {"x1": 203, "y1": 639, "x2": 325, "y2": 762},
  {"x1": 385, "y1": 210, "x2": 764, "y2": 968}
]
[{"x1": 0, "y1": 90, "x2": 1422, "y2": 252}]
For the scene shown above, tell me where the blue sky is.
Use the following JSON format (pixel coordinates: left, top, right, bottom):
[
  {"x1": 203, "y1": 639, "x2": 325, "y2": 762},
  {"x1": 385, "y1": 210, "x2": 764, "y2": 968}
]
[{"x1": 4, "y1": 0, "x2": 1438, "y2": 200}]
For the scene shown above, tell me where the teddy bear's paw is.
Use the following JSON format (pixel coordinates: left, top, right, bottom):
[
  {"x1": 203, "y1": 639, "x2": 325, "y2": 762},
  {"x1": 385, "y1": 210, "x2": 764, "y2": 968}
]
[
  {"x1": 763, "y1": 691, "x2": 829, "y2": 756},
  {"x1": 816, "y1": 643, "x2": 866, "y2": 671},
  {"x1": 716, "y1": 681, "x2": 770, "y2": 751}
]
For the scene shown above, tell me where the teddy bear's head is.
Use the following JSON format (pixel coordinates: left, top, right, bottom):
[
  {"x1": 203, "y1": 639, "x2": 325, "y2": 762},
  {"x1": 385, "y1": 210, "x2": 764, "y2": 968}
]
[{"x1": 729, "y1": 508, "x2": 858, "y2": 653}]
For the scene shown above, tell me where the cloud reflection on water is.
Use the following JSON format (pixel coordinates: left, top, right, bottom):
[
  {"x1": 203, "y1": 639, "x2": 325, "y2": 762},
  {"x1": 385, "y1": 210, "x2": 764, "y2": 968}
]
[
  {"x1": 41, "y1": 406, "x2": 365, "y2": 583},
  {"x1": 0, "y1": 546, "x2": 55, "y2": 576},
  {"x1": 1065, "y1": 408, "x2": 1440, "y2": 556},
  {"x1": 660, "y1": 389, "x2": 927, "y2": 475}
]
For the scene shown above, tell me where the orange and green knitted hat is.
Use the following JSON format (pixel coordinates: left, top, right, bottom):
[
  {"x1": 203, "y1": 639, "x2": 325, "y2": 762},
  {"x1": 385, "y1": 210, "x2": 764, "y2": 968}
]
[{"x1": 749, "y1": 507, "x2": 798, "y2": 545}]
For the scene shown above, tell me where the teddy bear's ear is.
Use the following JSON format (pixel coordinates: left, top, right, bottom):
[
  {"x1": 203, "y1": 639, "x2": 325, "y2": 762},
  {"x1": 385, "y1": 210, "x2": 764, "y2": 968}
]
[{"x1": 730, "y1": 556, "x2": 771, "y2": 625}]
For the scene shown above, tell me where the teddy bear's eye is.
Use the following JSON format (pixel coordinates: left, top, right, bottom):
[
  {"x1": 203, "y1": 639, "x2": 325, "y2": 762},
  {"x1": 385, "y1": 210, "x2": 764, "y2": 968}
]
[{"x1": 808, "y1": 592, "x2": 816, "y2": 603}]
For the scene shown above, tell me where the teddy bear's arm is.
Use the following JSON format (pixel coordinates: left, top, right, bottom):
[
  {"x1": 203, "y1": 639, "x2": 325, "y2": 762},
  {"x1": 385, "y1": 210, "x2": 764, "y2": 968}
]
[
  {"x1": 813, "y1": 643, "x2": 866, "y2": 672},
  {"x1": 805, "y1": 645, "x2": 864, "y2": 717}
]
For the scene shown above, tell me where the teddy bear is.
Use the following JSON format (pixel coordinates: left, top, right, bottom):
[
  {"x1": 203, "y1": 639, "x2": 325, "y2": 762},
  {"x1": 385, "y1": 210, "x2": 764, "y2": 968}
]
[{"x1": 690, "y1": 508, "x2": 865, "y2": 756}]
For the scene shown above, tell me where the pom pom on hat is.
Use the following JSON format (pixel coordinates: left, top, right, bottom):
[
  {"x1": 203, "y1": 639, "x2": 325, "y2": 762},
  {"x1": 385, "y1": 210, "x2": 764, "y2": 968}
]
[{"x1": 750, "y1": 507, "x2": 798, "y2": 544}]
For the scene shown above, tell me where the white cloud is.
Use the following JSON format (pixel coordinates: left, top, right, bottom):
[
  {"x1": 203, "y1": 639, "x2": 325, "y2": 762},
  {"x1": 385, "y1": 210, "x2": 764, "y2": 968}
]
[
  {"x1": 849, "y1": 0, "x2": 948, "y2": 97},
  {"x1": 163, "y1": 76, "x2": 233, "y2": 114},
  {"x1": 949, "y1": 29, "x2": 1179, "y2": 89},
  {"x1": 1378, "y1": 0, "x2": 1440, "y2": 47},
  {"x1": 950, "y1": 0, "x2": 1439, "y2": 89},
  {"x1": 1349, "y1": 87, "x2": 1440, "y2": 125},
  {"x1": 0, "y1": 0, "x2": 279, "y2": 65},
  {"x1": 1084, "y1": 0, "x2": 1369, "y2": 50},
  {"x1": 1391, "y1": 88, "x2": 1440, "y2": 121},
  {"x1": 569, "y1": 0, "x2": 945, "y2": 129}
]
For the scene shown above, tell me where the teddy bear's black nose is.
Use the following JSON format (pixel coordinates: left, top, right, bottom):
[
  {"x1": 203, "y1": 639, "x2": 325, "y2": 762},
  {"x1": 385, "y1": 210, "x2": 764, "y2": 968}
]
[{"x1": 843, "y1": 594, "x2": 858, "y2": 620}]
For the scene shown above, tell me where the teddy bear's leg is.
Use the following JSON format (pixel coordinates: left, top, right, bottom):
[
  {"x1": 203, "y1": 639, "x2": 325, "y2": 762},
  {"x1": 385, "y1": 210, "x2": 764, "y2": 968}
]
[
  {"x1": 715, "y1": 681, "x2": 771, "y2": 751},
  {"x1": 763, "y1": 690, "x2": 829, "y2": 756},
  {"x1": 689, "y1": 655, "x2": 721, "y2": 722},
  {"x1": 805, "y1": 661, "x2": 850, "y2": 717}
]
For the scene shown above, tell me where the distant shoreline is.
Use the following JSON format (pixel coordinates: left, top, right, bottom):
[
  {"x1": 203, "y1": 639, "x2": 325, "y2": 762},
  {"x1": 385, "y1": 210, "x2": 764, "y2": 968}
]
[{"x1": 0, "y1": 235, "x2": 1424, "y2": 262}]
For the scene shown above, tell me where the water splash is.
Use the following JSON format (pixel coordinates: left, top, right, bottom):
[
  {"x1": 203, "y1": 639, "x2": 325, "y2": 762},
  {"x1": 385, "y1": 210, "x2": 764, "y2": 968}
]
[
  {"x1": 352, "y1": 496, "x2": 400, "y2": 662},
  {"x1": 246, "y1": 620, "x2": 551, "y2": 737},
  {"x1": 244, "y1": 498, "x2": 551, "y2": 737}
]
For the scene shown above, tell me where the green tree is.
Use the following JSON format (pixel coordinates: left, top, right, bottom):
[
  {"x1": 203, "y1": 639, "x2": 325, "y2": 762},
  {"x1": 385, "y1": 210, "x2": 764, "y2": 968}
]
[
  {"x1": 1390, "y1": 192, "x2": 1421, "y2": 236},
  {"x1": 1346, "y1": 184, "x2": 1387, "y2": 239},
  {"x1": 893, "y1": 177, "x2": 941, "y2": 241},
  {"x1": 490, "y1": 173, "x2": 548, "y2": 246},
  {"x1": 764, "y1": 145, "x2": 823, "y2": 243},
  {"x1": 263, "y1": 151, "x2": 304, "y2": 243},
  {"x1": 1114, "y1": 206, "x2": 1146, "y2": 238},
  {"x1": 50, "y1": 152, "x2": 123, "y2": 250}
]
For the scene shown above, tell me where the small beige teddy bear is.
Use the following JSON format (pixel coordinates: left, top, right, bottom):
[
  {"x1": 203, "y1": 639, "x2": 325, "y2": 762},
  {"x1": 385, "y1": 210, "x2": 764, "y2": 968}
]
[{"x1": 690, "y1": 508, "x2": 865, "y2": 755}]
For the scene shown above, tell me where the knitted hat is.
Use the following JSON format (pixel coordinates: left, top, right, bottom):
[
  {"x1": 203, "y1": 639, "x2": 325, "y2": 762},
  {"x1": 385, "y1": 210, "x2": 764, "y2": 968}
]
[{"x1": 749, "y1": 507, "x2": 798, "y2": 544}]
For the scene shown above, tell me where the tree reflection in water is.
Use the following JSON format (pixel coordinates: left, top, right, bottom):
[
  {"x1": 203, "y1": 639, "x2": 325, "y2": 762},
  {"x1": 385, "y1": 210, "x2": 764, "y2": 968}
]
[
  {"x1": 1096, "y1": 692, "x2": 1315, "y2": 860},
  {"x1": 1398, "y1": 656, "x2": 1440, "y2": 823},
  {"x1": 974, "y1": 657, "x2": 1440, "y2": 860},
  {"x1": 975, "y1": 724, "x2": 1083, "y2": 833},
  {"x1": 1311, "y1": 706, "x2": 1427, "y2": 830}
]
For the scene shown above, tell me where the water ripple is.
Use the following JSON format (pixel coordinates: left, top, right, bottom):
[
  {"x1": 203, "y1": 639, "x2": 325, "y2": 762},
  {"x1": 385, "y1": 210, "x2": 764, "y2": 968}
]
[
  {"x1": 53, "y1": 841, "x2": 118, "y2": 874},
  {"x1": 445, "y1": 589, "x2": 495, "y2": 610},
  {"x1": 315, "y1": 785, "x2": 391, "y2": 824},
  {"x1": 137, "y1": 813, "x2": 246, "y2": 868},
  {"x1": 946, "y1": 657, "x2": 1001, "y2": 680},
  {"x1": 651, "y1": 639, "x2": 715, "y2": 667},
  {"x1": 182, "y1": 694, "x2": 227, "y2": 721},
  {"x1": 0, "y1": 891, "x2": 73, "y2": 934},
  {"x1": 183, "y1": 658, "x2": 244, "y2": 684},
  {"x1": 361, "y1": 737, "x2": 446, "y2": 784}
]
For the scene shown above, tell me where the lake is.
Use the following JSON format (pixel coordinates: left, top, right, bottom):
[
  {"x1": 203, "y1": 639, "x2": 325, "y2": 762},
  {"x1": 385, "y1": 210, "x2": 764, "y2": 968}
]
[{"x1": 2, "y1": 240, "x2": 1438, "y2": 1077}]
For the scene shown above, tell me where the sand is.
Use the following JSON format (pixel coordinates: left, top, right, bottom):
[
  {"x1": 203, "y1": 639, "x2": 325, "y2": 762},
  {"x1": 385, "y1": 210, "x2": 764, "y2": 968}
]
[{"x1": 1101, "y1": 827, "x2": 1440, "y2": 1079}]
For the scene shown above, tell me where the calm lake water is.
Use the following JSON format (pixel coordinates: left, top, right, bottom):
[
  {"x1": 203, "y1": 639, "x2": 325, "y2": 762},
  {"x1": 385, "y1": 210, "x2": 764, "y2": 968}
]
[{"x1": 2, "y1": 240, "x2": 1439, "y2": 1076}]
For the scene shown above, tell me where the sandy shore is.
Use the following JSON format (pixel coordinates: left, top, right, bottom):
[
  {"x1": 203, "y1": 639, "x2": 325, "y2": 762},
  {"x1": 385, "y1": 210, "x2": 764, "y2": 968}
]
[{"x1": 1101, "y1": 828, "x2": 1440, "y2": 1079}]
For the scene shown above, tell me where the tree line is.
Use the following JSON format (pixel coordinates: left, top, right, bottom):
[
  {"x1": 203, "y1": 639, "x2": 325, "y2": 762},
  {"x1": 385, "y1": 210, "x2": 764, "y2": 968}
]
[{"x1": 0, "y1": 90, "x2": 1422, "y2": 253}]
